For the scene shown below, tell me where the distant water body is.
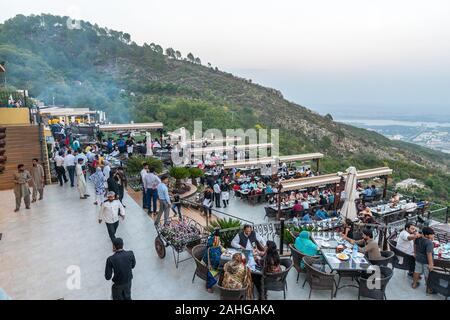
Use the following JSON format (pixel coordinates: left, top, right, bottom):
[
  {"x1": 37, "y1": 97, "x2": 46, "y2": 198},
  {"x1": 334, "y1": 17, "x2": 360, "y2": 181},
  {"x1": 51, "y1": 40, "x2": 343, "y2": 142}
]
[{"x1": 336, "y1": 119, "x2": 450, "y2": 128}]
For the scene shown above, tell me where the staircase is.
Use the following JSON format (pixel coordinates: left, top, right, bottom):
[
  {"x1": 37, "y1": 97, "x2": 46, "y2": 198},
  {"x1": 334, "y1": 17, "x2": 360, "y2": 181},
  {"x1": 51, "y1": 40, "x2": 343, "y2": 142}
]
[{"x1": 0, "y1": 125, "x2": 44, "y2": 190}]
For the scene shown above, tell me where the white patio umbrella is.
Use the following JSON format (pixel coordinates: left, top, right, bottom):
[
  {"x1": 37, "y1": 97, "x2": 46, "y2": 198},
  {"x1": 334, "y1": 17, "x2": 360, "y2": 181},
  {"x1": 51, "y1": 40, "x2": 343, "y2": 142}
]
[
  {"x1": 341, "y1": 166, "x2": 358, "y2": 220},
  {"x1": 145, "y1": 131, "x2": 153, "y2": 156}
]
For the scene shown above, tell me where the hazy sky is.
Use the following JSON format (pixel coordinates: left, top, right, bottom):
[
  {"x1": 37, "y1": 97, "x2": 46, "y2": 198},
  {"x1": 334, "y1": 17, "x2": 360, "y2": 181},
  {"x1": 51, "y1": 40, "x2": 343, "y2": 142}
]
[{"x1": 1, "y1": 0, "x2": 450, "y2": 119}]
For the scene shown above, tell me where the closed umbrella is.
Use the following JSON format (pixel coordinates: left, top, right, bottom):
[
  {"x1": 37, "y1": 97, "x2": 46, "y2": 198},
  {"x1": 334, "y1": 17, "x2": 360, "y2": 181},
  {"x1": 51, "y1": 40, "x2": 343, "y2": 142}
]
[{"x1": 341, "y1": 167, "x2": 358, "y2": 220}]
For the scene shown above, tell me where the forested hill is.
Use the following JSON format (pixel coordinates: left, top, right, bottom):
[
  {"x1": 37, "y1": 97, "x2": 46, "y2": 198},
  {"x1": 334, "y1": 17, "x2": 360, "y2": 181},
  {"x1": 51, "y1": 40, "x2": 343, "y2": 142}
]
[{"x1": 1, "y1": 14, "x2": 449, "y2": 203}]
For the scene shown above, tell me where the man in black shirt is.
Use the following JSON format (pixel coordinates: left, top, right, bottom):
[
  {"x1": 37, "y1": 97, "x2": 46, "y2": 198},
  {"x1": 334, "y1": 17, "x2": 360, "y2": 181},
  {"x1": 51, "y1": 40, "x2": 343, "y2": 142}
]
[{"x1": 105, "y1": 238, "x2": 136, "y2": 300}]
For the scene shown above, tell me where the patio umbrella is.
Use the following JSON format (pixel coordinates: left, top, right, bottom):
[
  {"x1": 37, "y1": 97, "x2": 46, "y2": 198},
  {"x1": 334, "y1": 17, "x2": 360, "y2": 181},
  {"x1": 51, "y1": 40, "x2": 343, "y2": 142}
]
[
  {"x1": 146, "y1": 132, "x2": 153, "y2": 156},
  {"x1": 341, "y1": 166, "x2": 358, "y2": 220}
]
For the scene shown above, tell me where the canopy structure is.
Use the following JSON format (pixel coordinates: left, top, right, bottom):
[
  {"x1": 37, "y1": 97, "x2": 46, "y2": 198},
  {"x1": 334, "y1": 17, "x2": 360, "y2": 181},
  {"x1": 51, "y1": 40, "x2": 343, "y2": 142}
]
[
  {"x1": 223, "y1": 153, "x2": 324, "y2": 170},
  {"x1": 99, "y1": 122, "x2": 164, "y2": 132},
  {"x1": 277, "y1": 153, "x2": 324, "y2": 163},
  {"x1": 223, "y1": 157, "x2": 275, "y2": 169},
  {"x1": 280, "y1": 167, "x2": 393, "y2": 192},
  {"x1": 40, "y1": 107, "x2": 97, "y2": 117},
  {"x1": 190, "y1": 143, "x2": 273, "y2": 155},
  {"x1": 180, "y1": 136, "x2": 242, "y2": 145}
]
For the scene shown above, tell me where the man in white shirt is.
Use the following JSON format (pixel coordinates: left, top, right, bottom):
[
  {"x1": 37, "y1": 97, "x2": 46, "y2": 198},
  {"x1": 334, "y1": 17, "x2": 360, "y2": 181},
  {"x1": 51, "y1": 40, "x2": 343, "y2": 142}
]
[
  {"x1": 396, "y1": 222, "x2": 421, "y2": 276},
  {"x1": 140, "y1": 163, "x2": 149, "y2": 209},
  {"x1": 64, "y1": 150, "x2": 76, "y2": 187},
  {"x1": 98, "y1": 191, "x2": 125, "y2": 241},
  {"x1": 76, "y1": 158, "x2": 89, "y2": 199},
  {"x1": 397, "y1": 223, "x2": 419, "y2": 256},
  {"x1": 54, "y1": 151, "x2": 68, "y2": 186},
  {"x1": 144, "y1": 168, "x2": 161, "y2": 214},
  {"x1": 213, "y1": 180, "x2": 221, "y2": 208},
  {"x1": 231, "y1": 225, "x2": 267, "y2": 255}
]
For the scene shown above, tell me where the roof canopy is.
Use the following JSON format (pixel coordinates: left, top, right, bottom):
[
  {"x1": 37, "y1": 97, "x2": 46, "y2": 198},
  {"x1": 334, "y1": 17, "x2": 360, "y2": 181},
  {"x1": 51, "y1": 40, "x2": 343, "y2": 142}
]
[
  {"x1": 40, "y1": 107, "x2": 97, "y2": 117},
  {"x1": 280, "y1": 167, "x2": 393, "y2": 192},
  {"x1": 277, "y1": 153, "x2": 324, "y2": 163},
  {"x1": 190, "y1": 143, "x2": 273, "y2": 154},
  {"x1": 180, "y1": 136, "x2": 242, "y2": 145},
  {"x1": 99, "y1": 122, "x2": 164, "y2": 132},
  {"x1": 222, "y1": 153, "x2": 324, "y2": 169}
]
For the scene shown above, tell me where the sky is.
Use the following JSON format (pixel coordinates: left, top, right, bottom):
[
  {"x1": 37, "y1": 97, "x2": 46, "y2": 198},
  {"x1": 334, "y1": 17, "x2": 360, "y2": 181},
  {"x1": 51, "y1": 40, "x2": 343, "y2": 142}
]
[{"x1": 1, "y1": 0, "x2": 450, "y2": 120}]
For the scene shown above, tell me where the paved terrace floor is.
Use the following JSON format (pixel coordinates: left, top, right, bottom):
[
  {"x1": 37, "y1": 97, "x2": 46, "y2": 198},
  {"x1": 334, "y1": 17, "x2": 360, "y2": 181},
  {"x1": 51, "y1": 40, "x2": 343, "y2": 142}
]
[{"x1": 0, "y1": 183, "x2": 443, "y2": 300}]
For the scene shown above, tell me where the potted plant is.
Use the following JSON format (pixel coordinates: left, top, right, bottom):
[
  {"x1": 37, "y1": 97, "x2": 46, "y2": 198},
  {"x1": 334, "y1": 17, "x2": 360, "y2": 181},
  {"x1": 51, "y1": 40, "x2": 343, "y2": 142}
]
[
  {"x1": 206, "y1": 218, "x2": 242, "y2": 248},
  {"x1": 169, "y1": 166, "x2": 190, "y2": 189},
  {"x1": 189, "y1": 167, "x2": 204, "y2": 186}
]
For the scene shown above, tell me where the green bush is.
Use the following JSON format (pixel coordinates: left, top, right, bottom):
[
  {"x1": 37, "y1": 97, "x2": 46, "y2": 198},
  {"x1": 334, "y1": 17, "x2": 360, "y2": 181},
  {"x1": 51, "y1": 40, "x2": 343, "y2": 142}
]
[
  {"x1": 206, "y1": 218, "x2": 242, "y2": 248},
  {"x1": 125, "y1": 155, "x2": 163, "y2": 176},
  {"x1": 189, "y1": 167, "x2": 204, "y2": 186}
]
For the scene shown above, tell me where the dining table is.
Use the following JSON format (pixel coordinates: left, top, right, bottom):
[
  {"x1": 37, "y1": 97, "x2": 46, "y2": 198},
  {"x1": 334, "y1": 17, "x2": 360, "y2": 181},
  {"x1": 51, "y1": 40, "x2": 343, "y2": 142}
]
[{"x1": 311, "y1": 232, "x2": 372, "y2": 296}]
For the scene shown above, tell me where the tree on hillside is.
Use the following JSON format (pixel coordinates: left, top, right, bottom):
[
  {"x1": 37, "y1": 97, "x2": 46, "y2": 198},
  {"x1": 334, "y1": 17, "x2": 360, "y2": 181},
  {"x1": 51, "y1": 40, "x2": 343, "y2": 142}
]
[
  {"x1": 165, "y1": 48, "x2": 176, "y2": 59},
  {"x1": 187, "y1": 52, "x2": 195, "y2": 63},
  {"x1": 175, "y1": 50, "x2": 181, "y2": 60},
  {"x1": 194, "y1": 57, "x2": 201, "y2": 65},
  {"x1": 154, "y1": 44, "x2": 163, "y2": 55}
]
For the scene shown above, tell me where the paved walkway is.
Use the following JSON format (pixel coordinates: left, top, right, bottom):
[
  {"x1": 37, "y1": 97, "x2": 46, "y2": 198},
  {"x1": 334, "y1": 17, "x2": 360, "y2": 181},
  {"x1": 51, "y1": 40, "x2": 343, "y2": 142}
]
[{"x1": 0, "y1": 183, "x2": 443, "y2": 300}]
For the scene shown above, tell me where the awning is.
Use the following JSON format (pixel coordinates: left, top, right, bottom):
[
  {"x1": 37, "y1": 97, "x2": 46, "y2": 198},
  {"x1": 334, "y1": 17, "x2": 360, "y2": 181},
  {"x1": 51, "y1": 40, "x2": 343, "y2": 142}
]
[
  {"x1": 190, "y1": 143, "x2": 273, "y2": 154},
  {"x1": 277, "y1": 153, "x2": 324, "y2": 163},
  {"x1": 280, "y1": 167, "x2": 392, "y2": 192},
  {"x1": 99, "y1": 122, "x2": 164, "y2": 132},
  {"x1": 40, "y1": 107, "x2": 97, "y2": 117}
]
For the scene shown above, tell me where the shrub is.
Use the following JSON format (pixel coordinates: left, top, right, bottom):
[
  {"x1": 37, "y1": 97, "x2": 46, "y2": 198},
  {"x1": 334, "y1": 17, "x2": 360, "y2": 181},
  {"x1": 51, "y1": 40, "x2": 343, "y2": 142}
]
[{"x1": 205, "y1": 218, "x2": 242, "y2": 248}]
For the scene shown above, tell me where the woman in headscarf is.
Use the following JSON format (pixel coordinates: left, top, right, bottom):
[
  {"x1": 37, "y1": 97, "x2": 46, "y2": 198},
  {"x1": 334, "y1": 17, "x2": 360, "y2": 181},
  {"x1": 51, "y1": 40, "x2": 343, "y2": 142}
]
[
  {"x1": 222, "y1": 253, "x2": 253, "y2": 299},
  {"x1": 294, "y1": 231, "x2": 320, "y2": 256},
  {"x1": 202, "y1": 229, "x2": 224, "y2": 293},
  {"x1": 89, "y1": 166, "x2": 106, "y2": 205}
]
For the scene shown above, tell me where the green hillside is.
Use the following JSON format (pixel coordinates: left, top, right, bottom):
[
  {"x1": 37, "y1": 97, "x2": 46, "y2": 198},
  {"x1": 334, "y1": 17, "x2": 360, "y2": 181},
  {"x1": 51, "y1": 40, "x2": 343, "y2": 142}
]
[{"x1": 1, "y1": 14, "x2": 449, "y2": 207}]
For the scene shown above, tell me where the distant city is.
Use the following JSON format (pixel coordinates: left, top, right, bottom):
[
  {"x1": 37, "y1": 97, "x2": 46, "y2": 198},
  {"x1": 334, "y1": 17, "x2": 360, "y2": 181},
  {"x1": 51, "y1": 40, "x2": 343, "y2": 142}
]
[{"x1": 337, "y1": 118, "x2": 450, "y2": 154}]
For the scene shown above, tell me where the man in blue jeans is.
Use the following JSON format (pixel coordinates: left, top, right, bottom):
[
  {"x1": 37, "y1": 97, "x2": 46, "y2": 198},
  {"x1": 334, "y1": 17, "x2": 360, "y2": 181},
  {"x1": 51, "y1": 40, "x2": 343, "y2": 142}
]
[{"x1": 144, "y1": 167, "x2": 161, "y2": 214}]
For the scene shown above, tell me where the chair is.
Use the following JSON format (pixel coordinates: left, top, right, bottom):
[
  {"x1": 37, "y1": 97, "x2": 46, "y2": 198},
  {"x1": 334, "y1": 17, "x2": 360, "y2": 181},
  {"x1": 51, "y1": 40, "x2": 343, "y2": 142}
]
[
  {"x1": 191, "y1": 244, "x2": 208, "y2": 283},
  {"x1": 302, "y1": 256, "x2": 336, "y2": 299},
  {"x1": 369, "y1": 250, "x2": 395, "y2": 269},
  {"x1": 263, "y1": 258, "x2": 293, "y2": 300},
  {"x1": 427, "y1": 269, "x2": 450, "y2": 300},
  {"x1": 217, "y1": 274, "x2": 248, "y2": 300},
  {"x1": 388, "y1": 240, "x2": 415, "y2": 274},
  {"x1": 288, "y1": 243, "x2": 320, "y2": 283},
  {"x1": 358, "y1": 266, "x2": 393, "y2": 300},
  {"x1": 264, "y1": 207, "x2": 277, "y2": 220}
]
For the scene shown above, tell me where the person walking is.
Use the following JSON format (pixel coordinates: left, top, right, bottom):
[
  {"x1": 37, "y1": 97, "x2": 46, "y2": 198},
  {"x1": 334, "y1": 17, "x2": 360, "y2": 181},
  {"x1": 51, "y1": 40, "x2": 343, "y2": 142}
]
[
  {"x1": 13, "y1": 164, "x2": 32, "y2": 212},
  {"x1": 64, "y1": 150, "x2": 76, "y2": 187},
  {"x1": 220, "y1": 181, "x2": 230, "y2": 208},
  {"x1": 114, "y1": 167, "x2": 128, "y2": 207},
  {"x1": 140, "y1": 163, "x2": 149, "y2": 209},
  {"x1": 155, "y1": 175, "x2": 171, "y2": 226},
  {"x1": 213, "y1": 180, "x2": 221, "y2": 208},
  {"x1": 54, "y1": 151, "x2": 68, "y2": 186},
  {"x1": 144, "y1": 168, "x2": 161, "y2": 215},
  {"x1": 30, "y1": 158, "x2": 45, "y2": 202},
  {"x1": 105, "y1": 238, "x2": 136, "y2": 300},
  {"x1": 98, "y1": 191, "x2": 125, "y2": 241},
  {"x1": 90, "y1": 167, "x2": 106, "y2": 206},
  {"x1": 76, "y1": 158, "x2": 89, "y2": 199}
]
